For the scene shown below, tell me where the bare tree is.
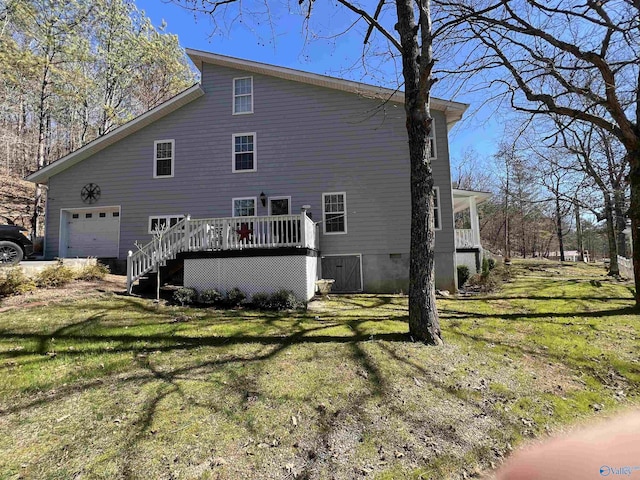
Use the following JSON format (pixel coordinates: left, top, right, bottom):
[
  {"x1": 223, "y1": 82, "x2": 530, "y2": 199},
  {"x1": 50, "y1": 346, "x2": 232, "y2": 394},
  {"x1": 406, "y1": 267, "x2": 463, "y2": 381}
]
[
  {"x1": 1, "y1": 0, "x2": 195, "y2": 231},
  {"x1": 555, "y1": 122, "x2": 630, "y2": 275},
  {"x1": 438, "y1": 0, "x2": 640, "y2": 305},
  {"x1": 174, "y1": 0, "x2": 447, "y2": 343}
]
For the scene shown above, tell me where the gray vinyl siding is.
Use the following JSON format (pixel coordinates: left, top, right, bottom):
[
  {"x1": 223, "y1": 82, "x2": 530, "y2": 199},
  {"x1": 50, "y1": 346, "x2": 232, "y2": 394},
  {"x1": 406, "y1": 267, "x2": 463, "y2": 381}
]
[{"x1": 45, "y1": 62, "x2": 456, "y2": 282}]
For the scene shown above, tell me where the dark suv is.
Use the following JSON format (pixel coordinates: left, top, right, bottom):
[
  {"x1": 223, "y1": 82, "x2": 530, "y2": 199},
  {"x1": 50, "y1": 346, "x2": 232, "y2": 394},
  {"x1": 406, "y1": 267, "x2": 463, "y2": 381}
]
[{"x1": 0, "y1": 225, "x2": 34, "y2": 265}]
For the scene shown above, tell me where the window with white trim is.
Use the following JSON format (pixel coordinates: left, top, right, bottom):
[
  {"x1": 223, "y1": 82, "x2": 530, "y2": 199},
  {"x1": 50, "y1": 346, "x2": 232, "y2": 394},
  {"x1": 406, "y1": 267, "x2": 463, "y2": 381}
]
[
  {"x1": 268, "y1": 196, "x2": 291, "y2": 216},
  {"x1": 323, "y1": 192, "x2": 347, "y2": 234},
  {"x1": 233, "y1": 77, "x2": 253, "y2": 114},
  {"x1": 154, "y1": 140, "x2": 174, "y2": 178},
  {"x1": 428, "y1": 120, "x2": 437, "y2": 159},
  {"x1": 148, "y1": 215, "x2": 184, "y2": 233},
  {"x1": 232, "y1": 197, "x2": 256, "y2": 217},
  {"x1": 232, "y1": 133, "x2": 256, "y2": 172},
  {"x1": 433, "y1": 187, "x2": 441, "y2": 230}
]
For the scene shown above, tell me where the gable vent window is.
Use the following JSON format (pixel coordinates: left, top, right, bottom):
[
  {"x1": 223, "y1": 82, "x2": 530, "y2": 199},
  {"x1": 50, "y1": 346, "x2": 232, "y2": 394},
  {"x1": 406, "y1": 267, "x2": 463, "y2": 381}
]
[
  {"x1": 72, "y1": 214, "x2": 79, "y2": 219},
  {"x1": 154, "y1": 140, "x2": 174, "y2": 178},
  {"x1": 232, "y1": 133, "x2": 256, "y2": 172},
  {"x1": 233, "y1": 77, "x2": 253, "y2": 115}
]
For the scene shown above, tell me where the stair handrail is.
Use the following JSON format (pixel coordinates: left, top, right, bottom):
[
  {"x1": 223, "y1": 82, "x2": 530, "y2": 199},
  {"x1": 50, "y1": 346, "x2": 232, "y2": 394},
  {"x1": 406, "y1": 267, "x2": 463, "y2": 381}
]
[{"x1": 126, "y1": 214, "x2": 191, "y2": 293}]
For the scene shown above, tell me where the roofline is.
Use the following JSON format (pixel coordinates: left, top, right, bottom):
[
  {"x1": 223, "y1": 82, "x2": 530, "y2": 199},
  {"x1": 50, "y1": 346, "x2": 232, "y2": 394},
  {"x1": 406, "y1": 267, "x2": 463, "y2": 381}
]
[
  {"x1": 452, "y1": 188, "x2": 492, "y2": 199},
  {"x1": 26, "y1": 84, "x2": 205, "y2": 184},
  {"x1": 186, "y1": 48, "x2": 469, "y2": 127}
]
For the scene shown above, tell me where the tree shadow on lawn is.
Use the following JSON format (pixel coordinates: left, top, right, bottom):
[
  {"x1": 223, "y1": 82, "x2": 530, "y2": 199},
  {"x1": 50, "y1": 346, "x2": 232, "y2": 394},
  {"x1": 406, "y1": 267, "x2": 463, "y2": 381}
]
[
  {"x1": 444, "y1": 327, "x2": 640, "y2": 391},
  {"x1": 454, "y1": 296, "x2": 634, "y2": 302},
  {"x1": 0, "y1": 311, "x2": 410, "y2": 414},
  {"x1": 2, "y1": 293, "x2": 635, "y2": 478},
  {"x1": 0, "y1": 303, "x2": 524, "y2": 478},
  {"x1": 440, "y1": 306, "x2": 639, "y2": 321}
]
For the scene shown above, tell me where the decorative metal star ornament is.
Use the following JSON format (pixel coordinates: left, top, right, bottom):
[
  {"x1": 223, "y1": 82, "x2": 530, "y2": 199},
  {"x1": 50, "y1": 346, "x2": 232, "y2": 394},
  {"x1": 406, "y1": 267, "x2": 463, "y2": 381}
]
[
  {"x1": 80, "y1": 183, "x2": 101, "y2": 204},
  {"x1": 236, "y1": 224, "x2": 253, "y2": 241}
]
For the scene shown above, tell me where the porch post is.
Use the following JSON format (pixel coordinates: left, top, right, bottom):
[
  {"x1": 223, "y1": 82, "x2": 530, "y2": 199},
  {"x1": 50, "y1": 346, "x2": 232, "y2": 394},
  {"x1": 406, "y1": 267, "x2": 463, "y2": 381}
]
[
  {"x1": 300, "y1": 208, "x2": 307, "y2": 248},
  {"x1": 222, "y1": 219, "x2": 229, "y2": 250},
  {"x1": 184, "y1": 214, "x2": 191, "y2": 251},
  {"x1": 126, "y1": 250, "x2": 133, "y2": 294},
  {"x1": 469, "y1": 196, "x2": 480, "y2": 247}
]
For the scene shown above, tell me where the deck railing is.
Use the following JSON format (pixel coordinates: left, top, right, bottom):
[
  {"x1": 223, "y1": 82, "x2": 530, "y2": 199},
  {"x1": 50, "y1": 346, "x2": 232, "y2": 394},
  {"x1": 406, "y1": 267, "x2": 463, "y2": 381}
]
[
  {"x1": 127, "y1": 212, "x2": 318, "y2": 293},
  {"x1": 455, "y1": 229, "x2": 478, "y2": 248},
  {"x1": 618, "y1": 255, "x2": 633, "y2": 279}
]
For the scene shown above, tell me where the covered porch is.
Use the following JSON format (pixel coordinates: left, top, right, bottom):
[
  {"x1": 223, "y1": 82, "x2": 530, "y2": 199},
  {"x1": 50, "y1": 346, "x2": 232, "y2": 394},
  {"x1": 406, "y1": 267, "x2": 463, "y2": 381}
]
[
  {"x1": 453, "y1": 189, "x2": 491, "y2": 275},
  {"x1": 453, "y1": 188, "x2": 491, "y2": 249}
]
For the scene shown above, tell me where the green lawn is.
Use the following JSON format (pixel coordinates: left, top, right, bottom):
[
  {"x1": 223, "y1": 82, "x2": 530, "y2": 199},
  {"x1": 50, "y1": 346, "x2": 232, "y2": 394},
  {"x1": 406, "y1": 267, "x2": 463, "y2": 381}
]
[{"x1": 0, "y1": 260, "x2": 638, "y2": 479}]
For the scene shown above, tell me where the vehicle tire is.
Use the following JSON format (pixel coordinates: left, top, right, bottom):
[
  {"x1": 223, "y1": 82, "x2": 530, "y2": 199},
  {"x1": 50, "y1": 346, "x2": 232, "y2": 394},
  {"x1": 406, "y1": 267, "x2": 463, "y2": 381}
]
[{"x1": 0, "y1": 241, "x2": 24, "y2": 266}]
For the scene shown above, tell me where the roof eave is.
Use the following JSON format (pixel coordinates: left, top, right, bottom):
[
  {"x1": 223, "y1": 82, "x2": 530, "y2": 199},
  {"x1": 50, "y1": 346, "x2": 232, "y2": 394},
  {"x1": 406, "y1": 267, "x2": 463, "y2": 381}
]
[
  {"x1": 452, "y1": 188, "x2": 492, "y2": 198},
  {"x1": 186, "y1": 48, "x2": 468, "y2": 125},
  {"x1": 26, "y1": 84, "x2": 205, "y2": 184}
]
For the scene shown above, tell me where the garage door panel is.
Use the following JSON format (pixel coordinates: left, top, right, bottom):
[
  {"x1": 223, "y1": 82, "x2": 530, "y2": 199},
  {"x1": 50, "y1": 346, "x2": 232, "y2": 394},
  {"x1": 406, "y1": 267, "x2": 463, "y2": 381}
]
[{"x1": 64, "y1": 208, "x2": 120, "y2": 258}]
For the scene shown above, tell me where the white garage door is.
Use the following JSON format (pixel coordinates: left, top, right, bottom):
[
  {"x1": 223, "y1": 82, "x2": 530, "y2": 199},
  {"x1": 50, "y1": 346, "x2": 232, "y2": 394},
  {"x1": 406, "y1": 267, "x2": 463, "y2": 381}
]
[{"x1": 65, "y1": 207, "x2": 120, "y2": 258}]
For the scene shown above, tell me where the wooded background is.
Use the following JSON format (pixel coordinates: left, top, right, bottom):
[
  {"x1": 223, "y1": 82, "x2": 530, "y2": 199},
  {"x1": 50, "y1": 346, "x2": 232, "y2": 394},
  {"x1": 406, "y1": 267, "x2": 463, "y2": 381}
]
[{"x1": 0, "y1": 0, "x2": 195, "y2": 234}]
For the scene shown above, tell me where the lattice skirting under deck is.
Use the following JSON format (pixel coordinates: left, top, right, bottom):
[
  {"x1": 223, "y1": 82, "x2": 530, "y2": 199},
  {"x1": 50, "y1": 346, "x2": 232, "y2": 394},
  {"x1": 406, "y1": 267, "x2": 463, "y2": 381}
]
[{"x1": 184, "y1": 255, "x2": 318, "y2": 301}]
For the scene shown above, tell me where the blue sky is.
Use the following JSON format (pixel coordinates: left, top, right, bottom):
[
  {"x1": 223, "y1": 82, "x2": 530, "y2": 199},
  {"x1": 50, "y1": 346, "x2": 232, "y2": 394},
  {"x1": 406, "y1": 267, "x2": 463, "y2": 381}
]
[{"x1": 136, "y1": 0, "x2": 502, "y2": 169}]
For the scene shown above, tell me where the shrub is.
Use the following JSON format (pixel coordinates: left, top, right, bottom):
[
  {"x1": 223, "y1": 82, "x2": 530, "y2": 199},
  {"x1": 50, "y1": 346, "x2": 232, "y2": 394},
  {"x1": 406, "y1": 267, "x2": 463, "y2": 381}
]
[
  {"x1": 482, "y1": 257, "x2": 490, "y2": 275},
  {"x1": 468, "y1": 270, "x2": 500, "y2": 292},
  {"x1": 0, "y1": 268, "x2": 36, "y2": 297},
  {"x1": 269, "y1": 290, "x2": 298, "y2": 310},
  {"x1": 199, "y1": 288, "x2": 223, "y2": 306},
  {"x1": 225, "y1": 287, "x2": 246, "y2": 307},
  {"x1": 250, "y1": 292, "x2": 271, "y2": 310},
  {"x1": 35, "y1": 263, "x2": 75, "y2": 288},
  {"x1": 457, "y1": 265, "x2": 470, "y2": 289},
  {"x1": 487, "y1": 258, "x2": 496, "y2": 271},
  {"x1": 75, "y1": 263, "x2": 109, "y2": 281},
  {"x1": 173, "y1": 287, "x2": 197, "y2": 306}
]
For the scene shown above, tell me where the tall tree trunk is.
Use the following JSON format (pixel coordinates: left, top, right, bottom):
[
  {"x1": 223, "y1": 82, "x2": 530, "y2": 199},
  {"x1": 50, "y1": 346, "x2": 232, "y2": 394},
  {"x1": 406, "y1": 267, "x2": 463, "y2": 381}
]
[
  {"x1": 556, "y1": 195, "x2": 565, "y2": 261},
  {"x1": 520, "y1": 206, "x2": 526, "y2": 258},
  {"x1": 604, "y1": 194, "x2": 620, "y2": 276},
  {"x1": 504, "y1": 177, "x2": 510, "y2": 258},
  {"x1": 614, "y1": 189, "x2": 628, "y2": 258},
  {"x1": 395, "y1": 0, "x2": 442, "y2": 345},
  {"x1": 575, "y1": 200, "x2": 584, "y2": 262},
  {"x1": 32, "y1": 49, "x2": 51, "y2": 238},
  {"x1": 629, "y1": 151, "x2": 640, "y2": 307}
]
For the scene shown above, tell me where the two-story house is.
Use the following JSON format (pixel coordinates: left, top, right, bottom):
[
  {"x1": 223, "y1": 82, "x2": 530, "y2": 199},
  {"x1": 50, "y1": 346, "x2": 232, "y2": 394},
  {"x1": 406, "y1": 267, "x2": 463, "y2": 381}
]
[{"x1": 26, "y1": 49, "x2": 486, "y2": 300}]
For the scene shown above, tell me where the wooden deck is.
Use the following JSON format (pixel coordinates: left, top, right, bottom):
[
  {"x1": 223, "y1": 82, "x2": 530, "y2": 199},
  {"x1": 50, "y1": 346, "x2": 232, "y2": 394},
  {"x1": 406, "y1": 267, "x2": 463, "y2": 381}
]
[{"x1": 127, "y1": 212, "x2": 318, "y2": 292}]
